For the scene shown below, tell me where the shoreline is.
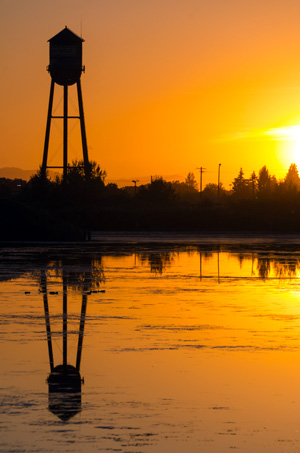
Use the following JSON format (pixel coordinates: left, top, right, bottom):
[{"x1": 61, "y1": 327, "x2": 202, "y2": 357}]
[{"x1": 1, "y1": 230, "x2": 300, "y2": 252}]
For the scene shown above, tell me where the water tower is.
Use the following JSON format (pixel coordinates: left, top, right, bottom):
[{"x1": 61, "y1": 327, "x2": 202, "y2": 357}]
[{"x1": 41, "y1": 27, "x2": 89, "y2": 180}]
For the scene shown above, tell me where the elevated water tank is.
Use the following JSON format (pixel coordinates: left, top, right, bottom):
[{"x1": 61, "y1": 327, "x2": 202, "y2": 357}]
[{"x1": 48, "y1": 26, "x2": 84, "y2": 86}]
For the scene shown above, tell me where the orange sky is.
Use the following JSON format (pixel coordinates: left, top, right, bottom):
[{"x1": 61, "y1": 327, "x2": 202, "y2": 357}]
[{"x1": 2, "y1": 0, "x2": 300, "y2": 187}]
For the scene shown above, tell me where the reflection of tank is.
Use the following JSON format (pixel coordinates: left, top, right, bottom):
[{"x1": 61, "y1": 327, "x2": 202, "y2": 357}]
[
  {"x1": 42, "y1": 271, "x2": 88, "y2": 421},
  {"x1": 47, "y1": 365, "x2": 81, "y2": 422}
]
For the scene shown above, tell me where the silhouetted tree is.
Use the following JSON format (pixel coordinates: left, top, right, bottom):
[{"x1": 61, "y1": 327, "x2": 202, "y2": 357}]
[
  {"x1": 185, "y1": 172, "x2": 198, "y2": 190},
  {"x1": 202, "y1": 182, "x2": 226, "y2": 200},
  {"x1": 257, "y1": 165, "x2": 277, "y2": 199},
  {"x1": 138, "y1": 177, "x2": 175, "y2": 205},
  {"x1": 232, "y1": 168, "x2": 248, "y2": 198},
  {"x1": 284, "y1": 163, "x2": 300, "y2": 190},
  {"x1": 232, "y1": 168, "x2": 245, "y2": 190},
  {"x1": 172, "y1": 179, "x2": 198, "y2": 203},
  {"x1": 249, "y1": 171, "x2": 258, "y2": 198},
  {"x1": 66, "y1": 159, "x2": 106, "y2": 184},
  {"x1": 105, "y1": 182, "x2": 119, "y2": 193},
  {"x1": 57, "y1": 159, "x2": 106, "y2": 203},
  {"x1": 27, "y1": 166, "x2": 55, "y2": 200},
  {"x1": 231, "y1": 168, "x2": 259, "y2": 199}
]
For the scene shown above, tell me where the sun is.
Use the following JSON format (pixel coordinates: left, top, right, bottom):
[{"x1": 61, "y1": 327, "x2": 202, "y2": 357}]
[{"x1": 265, "y1": 125, "x2": 300, "y2": 170}]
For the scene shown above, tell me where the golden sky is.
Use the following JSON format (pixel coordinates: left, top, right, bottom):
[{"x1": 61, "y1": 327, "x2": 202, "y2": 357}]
[{"x1": 2, "y1": 0, "x2": 300, "y2": 186}]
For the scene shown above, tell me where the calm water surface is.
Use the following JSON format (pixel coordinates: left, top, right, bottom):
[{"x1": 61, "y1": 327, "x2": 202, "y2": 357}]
[{"x1": 2, "y1": 240, "x2": 300, "y2": 452}]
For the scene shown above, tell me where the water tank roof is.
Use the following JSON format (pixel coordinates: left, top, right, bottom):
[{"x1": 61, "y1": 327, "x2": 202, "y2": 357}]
[{"x1": 48, "y1": 26, "x2": 84, "y2": 43}]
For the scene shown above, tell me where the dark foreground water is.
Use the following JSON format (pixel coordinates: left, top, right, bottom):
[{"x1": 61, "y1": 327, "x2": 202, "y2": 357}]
[{"x1": 2, "y1": 235, "x2": 300, "y2": 452}]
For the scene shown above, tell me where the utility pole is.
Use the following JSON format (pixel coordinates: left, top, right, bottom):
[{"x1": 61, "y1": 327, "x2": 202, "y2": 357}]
[
  {"x1": 132, "y1": 179, "x2": 139, "y2": 197},
  {"x1": 196, "y1": 167, "x2": 206, "y2": 201},
  {"x1": 218, "y1": 163, "x2": 221, "y2": 200}
]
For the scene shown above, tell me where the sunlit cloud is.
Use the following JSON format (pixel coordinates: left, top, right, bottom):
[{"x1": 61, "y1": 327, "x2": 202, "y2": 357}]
[
  {"x1": 218, "y1": 125, "x2": 300, "y2": 144},
  {"x1": 264, "y1": 125, "x2": 300, "y2": 141},
  {"x1": 217, "y1": 128, "x2": 269, "y2": 142}
]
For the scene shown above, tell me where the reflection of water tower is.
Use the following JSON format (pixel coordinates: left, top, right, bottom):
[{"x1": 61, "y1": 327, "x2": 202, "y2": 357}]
[
  {"x1": 41, "y1": 27, "x2": 89, "y2": 180},
  {"x1": 42, "y1": 271, "x2": 88, "y2": 421}
]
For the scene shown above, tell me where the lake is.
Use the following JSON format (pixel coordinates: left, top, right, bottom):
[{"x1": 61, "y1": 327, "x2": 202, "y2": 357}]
[{"x1": 2, "y1": 235, "x2": 300, "y2": 452}]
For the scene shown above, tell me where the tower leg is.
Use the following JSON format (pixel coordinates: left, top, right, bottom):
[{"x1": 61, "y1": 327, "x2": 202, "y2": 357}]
[
  {"x1": 63, "y1": 85, "x2": 68, "y2": 181},
  {"x1": 42, "y1": 272, "x2": 54, "y2": 372},
  {"x1": 77, "y1": 80, "x2": 89, "y2": 178},
  {"x1": 63, "y1": 274, "x2": 67, "y2": 367},
  {"x1": 76, "y1": 293, "x2": 88, "y2": 371},
  {"x1": 42, "y1": 80, "x2": 55, "y2": 178}
]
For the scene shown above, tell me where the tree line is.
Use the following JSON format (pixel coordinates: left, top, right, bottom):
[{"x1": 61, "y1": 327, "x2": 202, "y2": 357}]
[
  {"x1": 2, "y1": 161, "x2": 300, "y2": 203},
  {"x1": 1, "y1": 161, "x2": 300, "y2": 240}
]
